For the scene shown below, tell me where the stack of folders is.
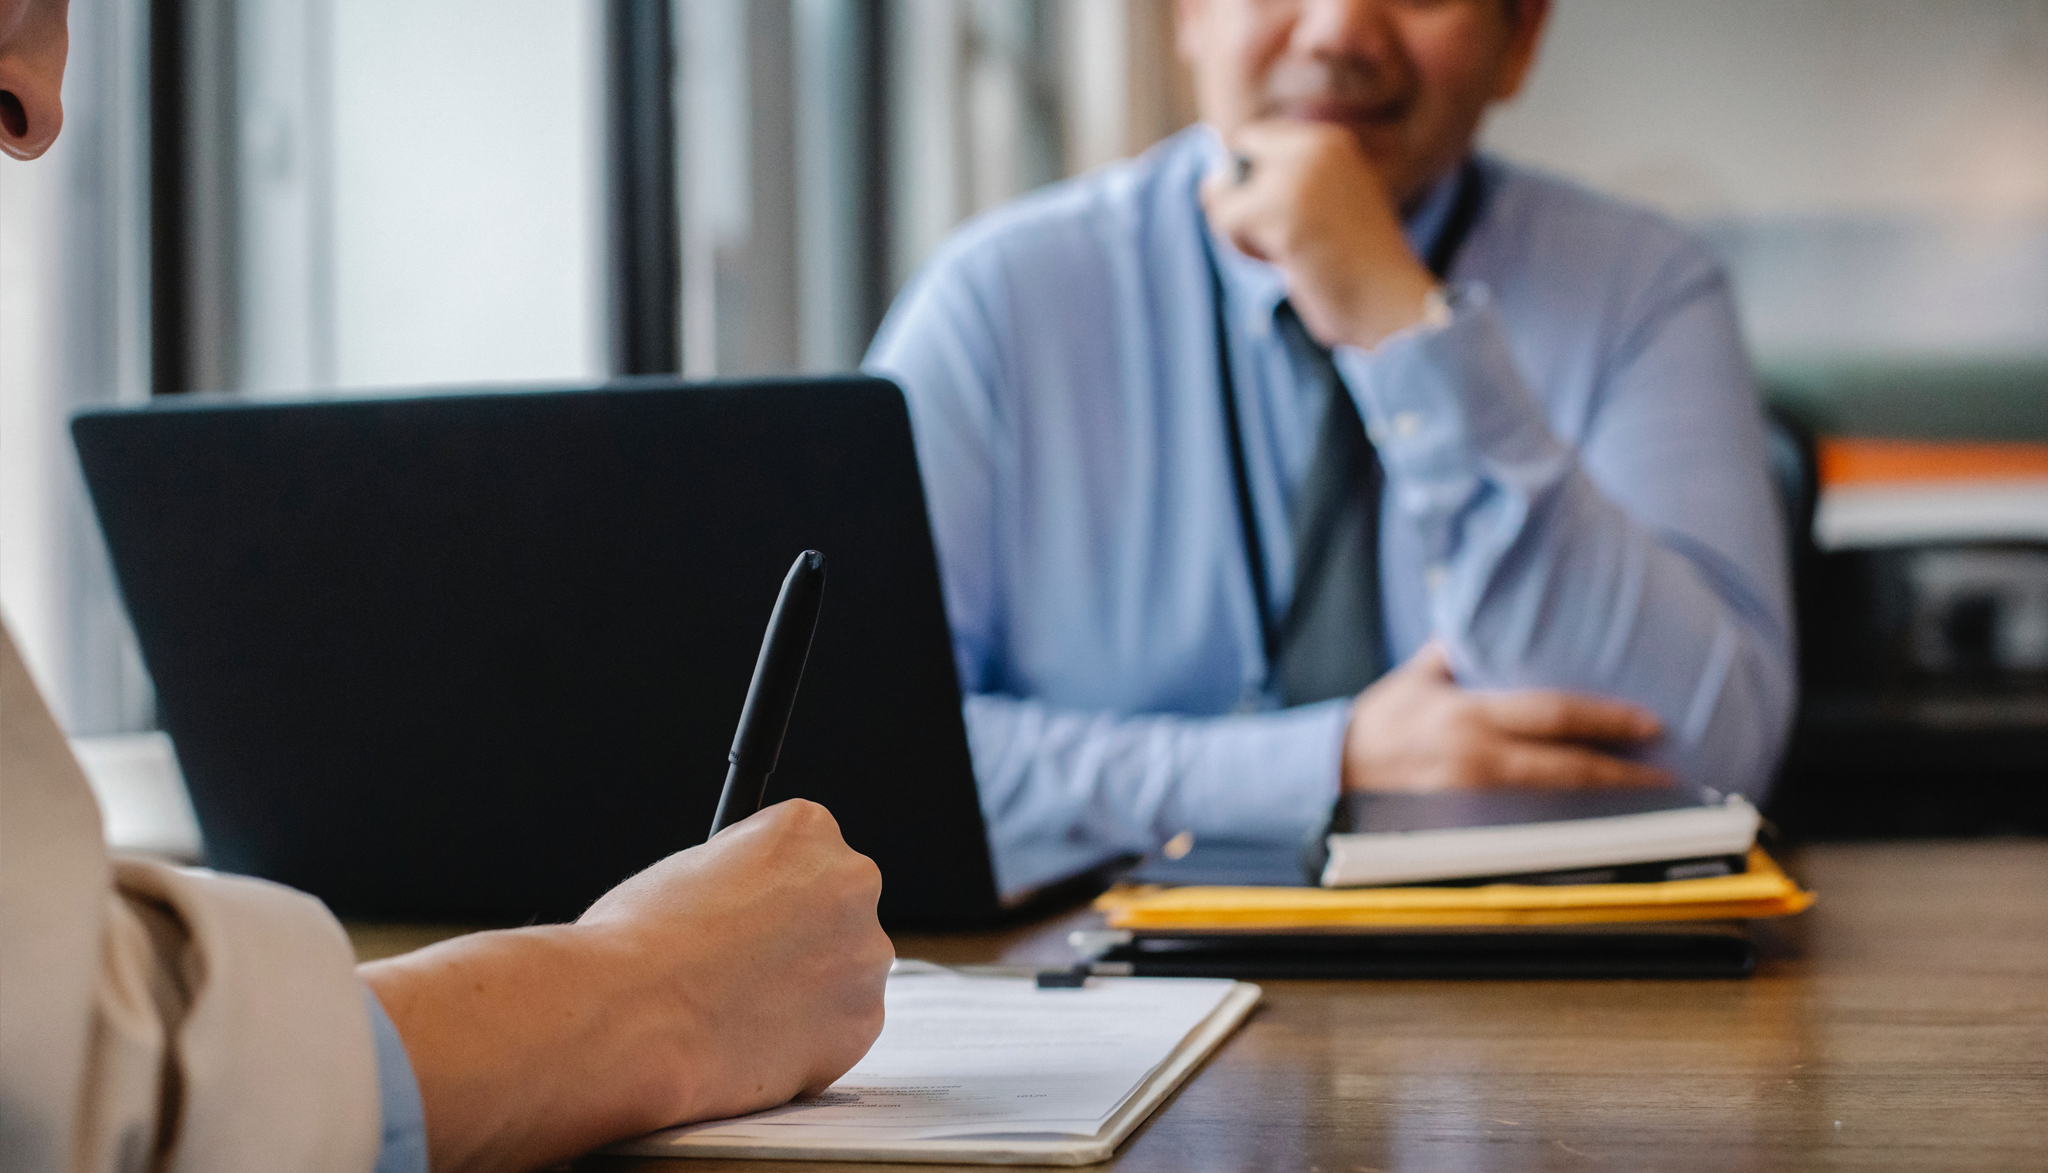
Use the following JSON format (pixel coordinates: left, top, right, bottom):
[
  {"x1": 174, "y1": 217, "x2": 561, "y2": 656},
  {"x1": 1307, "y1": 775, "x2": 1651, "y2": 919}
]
[
  {"x1": 610, "y1": 965, "x2": 1260, "y2": 1166},
  {"x1": 1092, "y1": 790, "x2": 1814, "y2": 979}
]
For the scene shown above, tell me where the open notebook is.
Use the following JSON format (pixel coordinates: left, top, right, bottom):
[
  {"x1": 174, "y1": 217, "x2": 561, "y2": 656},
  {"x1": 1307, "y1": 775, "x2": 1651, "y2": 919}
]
[{"x1": 608, "y1": 966, "x2": 1260, "y2": 1166}]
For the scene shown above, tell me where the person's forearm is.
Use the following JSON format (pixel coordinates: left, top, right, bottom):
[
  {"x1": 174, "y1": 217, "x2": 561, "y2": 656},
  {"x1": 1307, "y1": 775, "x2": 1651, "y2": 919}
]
[
  {"x1": 967, "y1": 693, "x2": 1350, "y2": 896},
  {"x1": 1337, "y1": 293, "x2": 1795, "y2": 794},
  {"x1": 358, "y1": 803, "x2": 893, "y2": 1173},
  {"x1": 360, "y1": 925, "x2": 690, "y2": 1173},
  {"x1": 1444, "y1": 464, "x2": 1790, "y2": 793}
]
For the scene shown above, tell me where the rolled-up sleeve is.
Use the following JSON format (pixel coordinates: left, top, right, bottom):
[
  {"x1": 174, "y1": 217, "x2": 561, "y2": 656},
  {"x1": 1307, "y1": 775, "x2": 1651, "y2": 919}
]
[
  {"x1": 83, "y1": 861, "x2": 385, "y2": 1173},
  {"x1": 4, "y1": 620, "x2": 387, "y2": 1173}
]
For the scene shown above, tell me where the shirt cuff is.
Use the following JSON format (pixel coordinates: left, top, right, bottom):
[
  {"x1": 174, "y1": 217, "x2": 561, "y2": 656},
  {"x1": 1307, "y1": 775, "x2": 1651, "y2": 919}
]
[
  {"x1": 1333, "y1": 286, "x2": 1570, "y2": 574},
  {"x1": 1169, "y1": 699, "x2": 1351, "y2": 845},
  {"x1": 1336, "y1": 284, "x2": 1563, "y2": 486},
  {"x1": 966, "y1": 695, "x2": 1352, "y2": 899},
  {"x1": 364, "y1": 986, "x2": 429, "y2": 1173}
]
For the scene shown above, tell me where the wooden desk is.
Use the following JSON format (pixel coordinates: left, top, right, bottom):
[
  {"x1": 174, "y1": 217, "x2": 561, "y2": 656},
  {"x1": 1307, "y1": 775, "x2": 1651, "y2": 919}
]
[{"x1": 357, "y1": 841, "x2": 2048, "y2": 1170}]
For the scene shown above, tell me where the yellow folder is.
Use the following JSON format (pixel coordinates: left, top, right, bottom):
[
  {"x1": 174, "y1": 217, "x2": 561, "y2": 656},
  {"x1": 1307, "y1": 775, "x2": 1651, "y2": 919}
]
[{"x1": 1096, "y1": 848, "x2": 1814, "y2": 930}]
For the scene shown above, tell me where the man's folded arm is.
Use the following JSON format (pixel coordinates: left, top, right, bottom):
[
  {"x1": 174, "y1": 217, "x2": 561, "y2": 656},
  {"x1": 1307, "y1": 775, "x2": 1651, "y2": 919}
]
[
  {"x1": 965, "y1": 694, "x2": 1349, "y2": 896},
  {"x1": 1341, "y1": 272, "x2": 1796, "y2": 799}
]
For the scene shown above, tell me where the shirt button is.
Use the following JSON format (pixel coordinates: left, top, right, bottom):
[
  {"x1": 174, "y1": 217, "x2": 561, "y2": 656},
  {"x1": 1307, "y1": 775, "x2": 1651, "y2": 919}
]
[
  {"x1": 1392, "y1": 410, "x2": 1423, "y2": 439},
  {"x1": 1426, "y1": 564, "x2": 1450, "y2": 591}
]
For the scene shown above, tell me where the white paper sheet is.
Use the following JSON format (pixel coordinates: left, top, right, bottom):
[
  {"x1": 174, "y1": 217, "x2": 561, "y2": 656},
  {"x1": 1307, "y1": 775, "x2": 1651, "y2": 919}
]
[{"x1": 644, "y1": 971, "x2": 1240, "y2": 1144}]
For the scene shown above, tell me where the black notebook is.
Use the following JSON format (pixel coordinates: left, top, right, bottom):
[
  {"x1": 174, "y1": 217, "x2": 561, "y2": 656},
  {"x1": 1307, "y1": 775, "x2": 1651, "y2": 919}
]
[{"x1": 1093, "y1": 922, "x2": 1759, "y2": 981}]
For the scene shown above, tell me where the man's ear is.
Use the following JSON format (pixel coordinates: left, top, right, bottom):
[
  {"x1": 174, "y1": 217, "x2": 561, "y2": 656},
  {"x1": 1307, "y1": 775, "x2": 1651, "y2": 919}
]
[
  {"x1": 0, "y1": 0, "x2": 70, "y2": 160},
  {"x1": 1490, "y1": 0, "x2": 1551, "y2": 104}
]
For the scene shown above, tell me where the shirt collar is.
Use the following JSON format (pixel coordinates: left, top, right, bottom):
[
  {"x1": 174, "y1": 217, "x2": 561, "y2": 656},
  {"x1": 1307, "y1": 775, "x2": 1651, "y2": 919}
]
[{"x1": 1195, "y1": 124, "x2": 1469, "y2": 337}]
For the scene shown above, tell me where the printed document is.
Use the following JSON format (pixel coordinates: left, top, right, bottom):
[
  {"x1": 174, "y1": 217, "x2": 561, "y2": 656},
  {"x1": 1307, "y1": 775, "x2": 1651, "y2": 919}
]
[{"x1": 612, "y1": 968, "x2": 1256, "y2": 1160}]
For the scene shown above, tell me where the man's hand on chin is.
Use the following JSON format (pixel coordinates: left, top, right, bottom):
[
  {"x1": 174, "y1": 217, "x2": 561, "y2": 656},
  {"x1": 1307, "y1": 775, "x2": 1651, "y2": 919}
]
[
  {"x1": 1342, "y1": 642, "x2": 1673, "y2": 794},
  {"x1": 1198, "y1": 119, "x2": 1440, "y2": 351}
]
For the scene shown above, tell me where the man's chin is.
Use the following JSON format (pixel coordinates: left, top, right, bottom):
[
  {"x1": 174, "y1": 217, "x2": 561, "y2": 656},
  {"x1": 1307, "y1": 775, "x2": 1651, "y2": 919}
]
[{"x1": 1333, "y1": 121, "x2": 1423, "y2": 192}]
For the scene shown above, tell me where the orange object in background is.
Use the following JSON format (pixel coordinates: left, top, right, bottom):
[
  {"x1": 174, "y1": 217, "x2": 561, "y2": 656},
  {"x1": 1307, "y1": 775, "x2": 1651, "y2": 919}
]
[{"x1": 1819, "y1": 437, "x2": 2048, "y2": 487}]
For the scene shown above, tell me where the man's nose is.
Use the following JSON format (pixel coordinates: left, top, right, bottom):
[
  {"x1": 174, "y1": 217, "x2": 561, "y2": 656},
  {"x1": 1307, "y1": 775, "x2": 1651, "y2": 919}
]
[{"x1": 1291, "y1": 0, "x2": 1401, "y2": 62}]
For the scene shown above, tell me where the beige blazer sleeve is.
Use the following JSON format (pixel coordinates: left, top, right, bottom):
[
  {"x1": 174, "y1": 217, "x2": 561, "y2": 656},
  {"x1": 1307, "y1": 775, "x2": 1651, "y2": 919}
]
[{"x1": 1, "y1": 621, "x2": 382, "y2": 1173}]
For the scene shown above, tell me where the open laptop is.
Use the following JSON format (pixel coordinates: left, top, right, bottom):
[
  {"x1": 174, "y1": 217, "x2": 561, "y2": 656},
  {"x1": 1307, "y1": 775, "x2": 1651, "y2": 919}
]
[{"x1": 73, "y1": 376, "x2": 1003, "y2": 928}]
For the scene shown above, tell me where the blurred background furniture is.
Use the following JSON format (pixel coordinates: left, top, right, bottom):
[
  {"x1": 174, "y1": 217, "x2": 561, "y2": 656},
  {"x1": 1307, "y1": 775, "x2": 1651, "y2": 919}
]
[{"x1": 1765, "y1": 362, "x2": 2048, "y2": 838}]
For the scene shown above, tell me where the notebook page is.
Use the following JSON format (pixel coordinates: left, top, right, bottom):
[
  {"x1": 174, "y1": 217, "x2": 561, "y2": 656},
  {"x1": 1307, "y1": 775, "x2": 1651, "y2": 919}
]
[{"x1": 643, "y1": 971, "x2": 1239, "y2": 1144}]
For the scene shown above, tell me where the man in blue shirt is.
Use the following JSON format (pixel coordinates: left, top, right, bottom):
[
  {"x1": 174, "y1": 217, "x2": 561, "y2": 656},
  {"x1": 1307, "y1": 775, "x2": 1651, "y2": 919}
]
[{"x1": 866, "y1": 0, "x2": 1794, "y2": 896}]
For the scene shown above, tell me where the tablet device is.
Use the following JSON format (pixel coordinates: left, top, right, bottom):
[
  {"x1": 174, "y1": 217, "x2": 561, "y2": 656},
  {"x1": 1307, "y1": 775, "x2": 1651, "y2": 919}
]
[{"x1": 73, "y1": 376, "x2": 1002, "y2": 927}]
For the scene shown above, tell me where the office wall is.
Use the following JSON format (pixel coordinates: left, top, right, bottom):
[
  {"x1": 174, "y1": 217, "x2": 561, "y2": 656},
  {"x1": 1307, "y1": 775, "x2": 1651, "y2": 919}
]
[
  {"x1": 6, "y1": 0, "x2": 608, "y2": 731},
  {"x1": 0, "y1": 0, "x2": 154, "y2": 732},
  {"x1": 325, "y1": 0, "x2": 604, "y2": 389},
  {"x1": 884, "y1": 0, "x2": 1195, "y2": 297},
  {"x1": 238, "y1": 0, "x2": 605, "y2": 393},
  {"x1": 1060, "y1": 0, "x2": 1198, "y2": 178},
  {"x1": 1484, "y1": 0, "x2": 2048, "y2": 360}
]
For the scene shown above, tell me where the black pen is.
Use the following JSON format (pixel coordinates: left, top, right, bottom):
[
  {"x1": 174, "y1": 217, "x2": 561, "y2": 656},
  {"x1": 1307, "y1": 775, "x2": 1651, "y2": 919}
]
[{"x1": 707, "y1": 550, "x2": 827, "y2": 840}]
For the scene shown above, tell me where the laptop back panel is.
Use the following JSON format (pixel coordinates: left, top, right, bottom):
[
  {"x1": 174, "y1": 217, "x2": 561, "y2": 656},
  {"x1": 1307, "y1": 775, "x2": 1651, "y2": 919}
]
[{"x1": 73, "y1": 377, "x2": 1000, "y2": 927}]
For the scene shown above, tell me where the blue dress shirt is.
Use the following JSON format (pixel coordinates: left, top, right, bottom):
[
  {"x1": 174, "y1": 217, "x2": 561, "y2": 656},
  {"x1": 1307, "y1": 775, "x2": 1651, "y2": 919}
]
[
  {"x1": 865, "y1": 127, "x2": 1794, "y2": 897},
  {"x1": 365, "y1": 987, "x2": 429, "y2": 1173}
]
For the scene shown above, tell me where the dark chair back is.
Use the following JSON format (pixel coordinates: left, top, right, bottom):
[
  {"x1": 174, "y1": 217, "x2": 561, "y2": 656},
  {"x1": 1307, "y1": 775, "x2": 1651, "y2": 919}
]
[{"x1": 1763, "y1": 403, "x2": 1820, "y2": 570}]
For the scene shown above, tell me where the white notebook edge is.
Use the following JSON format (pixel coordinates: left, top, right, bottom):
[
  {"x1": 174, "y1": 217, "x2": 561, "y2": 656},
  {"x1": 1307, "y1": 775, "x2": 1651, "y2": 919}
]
[
  {"x1": 1321, "y1": 797, "x2": 1761, "y2": 888},
  {"x1": 606, "y1": 981, "x2": 1264, "y2": 1167}
]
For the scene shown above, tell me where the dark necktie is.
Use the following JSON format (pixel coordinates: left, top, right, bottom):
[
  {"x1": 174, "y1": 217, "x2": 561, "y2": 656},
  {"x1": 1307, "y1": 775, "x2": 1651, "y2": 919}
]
[{"x1": 1270, "y1": 305, "x2": 1386, "y2": 706}]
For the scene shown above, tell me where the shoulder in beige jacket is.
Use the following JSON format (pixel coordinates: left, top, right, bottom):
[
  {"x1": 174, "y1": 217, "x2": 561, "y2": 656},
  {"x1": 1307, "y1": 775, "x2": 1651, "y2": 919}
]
[{"x1": 1, "y1": 621, "x2": 382, "y2": 1172}]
